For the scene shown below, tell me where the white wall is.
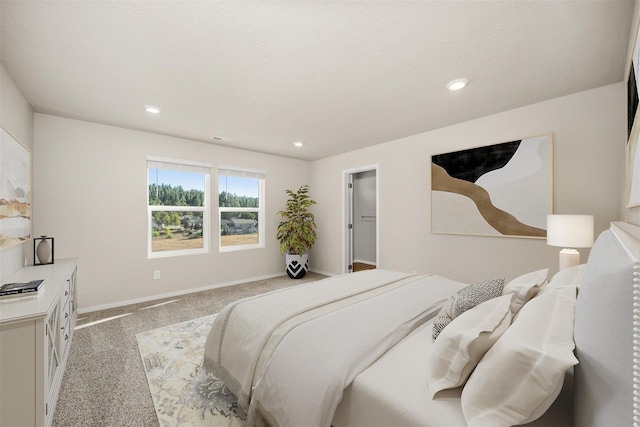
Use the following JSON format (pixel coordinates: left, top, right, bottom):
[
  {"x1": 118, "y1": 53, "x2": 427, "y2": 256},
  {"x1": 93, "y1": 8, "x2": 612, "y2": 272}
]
[
  {"x1": 8, "y1": 68, "x2": 630, "y2": 306},
  {"x1": 310, "y1": 83, "x2": 625, "y2": 282},
  {"x1": 33, "y1": 114, "x2": 310, "y2": 311},
  {"x1": 0, "y1": 64, "x2": 34, "y2": 281}
]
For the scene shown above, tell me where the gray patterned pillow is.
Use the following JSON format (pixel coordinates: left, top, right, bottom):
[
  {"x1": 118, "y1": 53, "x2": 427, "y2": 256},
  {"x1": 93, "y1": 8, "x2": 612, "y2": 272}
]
[{"x1": 432, "y1": 278, "x2": 505, "y2": 340}]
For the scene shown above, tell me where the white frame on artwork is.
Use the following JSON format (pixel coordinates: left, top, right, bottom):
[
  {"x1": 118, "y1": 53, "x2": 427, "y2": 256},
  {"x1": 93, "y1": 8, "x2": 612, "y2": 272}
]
[
  {"x1": 628, "y1": 124, "x2": 640, "y2": 208},
  {"x1": 0, "y1": 126, "x2": 32, "y2": 250},
  {"x1": 430, "y1": 133, "x2": 554, "y2": 239}
]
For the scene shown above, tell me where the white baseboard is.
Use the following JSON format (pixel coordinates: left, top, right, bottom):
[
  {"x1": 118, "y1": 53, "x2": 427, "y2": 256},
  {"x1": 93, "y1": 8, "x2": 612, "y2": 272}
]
[
  {"x1": 353, "y1": 259, "x2": 376, "y2": 266},
  {"x1": 78, "y1": 272, "x2": 285, "y2": 314}
]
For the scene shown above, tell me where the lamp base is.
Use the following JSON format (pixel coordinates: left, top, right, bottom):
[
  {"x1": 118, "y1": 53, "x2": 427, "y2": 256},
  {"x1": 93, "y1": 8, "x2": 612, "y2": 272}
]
[{"x1": 559, "y1": 248, "x2": 580, "y2": 270}]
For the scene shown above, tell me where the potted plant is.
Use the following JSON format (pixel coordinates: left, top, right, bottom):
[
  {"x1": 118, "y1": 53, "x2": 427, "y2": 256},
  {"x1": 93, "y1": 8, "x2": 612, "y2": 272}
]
[{"x1": 276, "y1": 185, "x2": 317, "y2": 279}]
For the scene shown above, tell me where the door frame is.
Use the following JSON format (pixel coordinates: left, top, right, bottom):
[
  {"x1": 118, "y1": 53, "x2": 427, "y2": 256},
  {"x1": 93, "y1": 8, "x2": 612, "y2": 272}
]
[{"x1": 343, "y1": 164, "x2": 379, "y2": 274}]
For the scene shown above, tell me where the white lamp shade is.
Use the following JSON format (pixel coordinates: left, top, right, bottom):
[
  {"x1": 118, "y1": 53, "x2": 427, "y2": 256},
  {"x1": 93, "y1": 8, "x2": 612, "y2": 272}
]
[{"x1": 546, "y1": 214, "x2": 594, "y2": 248}]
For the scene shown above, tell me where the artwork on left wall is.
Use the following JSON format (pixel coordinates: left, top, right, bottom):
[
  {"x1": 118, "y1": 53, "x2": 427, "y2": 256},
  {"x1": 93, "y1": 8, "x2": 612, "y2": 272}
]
[
  {"x1": 431, "y1": 134, "x2": 552, "y2": 239},
  {"x1": 0, "y1": 127, "x2": 31, "y2": 250},
  {"x1": 627, "y1": 22, "x2": 640, "y2": 208}
]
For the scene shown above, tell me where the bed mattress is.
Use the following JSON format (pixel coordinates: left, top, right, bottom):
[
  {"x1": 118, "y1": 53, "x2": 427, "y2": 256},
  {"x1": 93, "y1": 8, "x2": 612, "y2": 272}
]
[{"x1": 332, "y1": 319, "x2": 573, "y2": 427}]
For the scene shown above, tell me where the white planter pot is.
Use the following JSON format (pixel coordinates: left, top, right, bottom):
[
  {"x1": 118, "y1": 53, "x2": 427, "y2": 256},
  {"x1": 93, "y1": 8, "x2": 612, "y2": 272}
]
[{"x1": 285, "y1": 253, "x2": 309, "y2": 279}]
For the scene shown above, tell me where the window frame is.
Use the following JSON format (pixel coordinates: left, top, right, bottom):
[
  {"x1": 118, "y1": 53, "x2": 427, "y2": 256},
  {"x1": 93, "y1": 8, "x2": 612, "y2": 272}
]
[
  {"x1": 218, "y1": 166, "x2": 266, "y2": 253},
  {"x1": 147, "y1": 155, "x2": 211, "y2": 259}
]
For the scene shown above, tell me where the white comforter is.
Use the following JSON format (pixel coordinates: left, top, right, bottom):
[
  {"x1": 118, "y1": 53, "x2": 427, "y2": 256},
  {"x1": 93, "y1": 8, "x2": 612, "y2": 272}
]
[{"x1": 203, "y1": 269, "x2": 468, "y2": 427}]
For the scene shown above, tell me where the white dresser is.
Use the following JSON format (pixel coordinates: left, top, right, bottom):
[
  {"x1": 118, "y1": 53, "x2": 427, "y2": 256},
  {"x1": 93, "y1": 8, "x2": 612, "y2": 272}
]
[{"x1": 0, "y1": 258, "x2": 78, "y2": 427}]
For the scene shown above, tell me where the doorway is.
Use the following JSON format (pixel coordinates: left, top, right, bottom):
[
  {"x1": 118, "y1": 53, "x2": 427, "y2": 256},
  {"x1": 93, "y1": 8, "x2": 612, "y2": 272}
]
[{"x1": 344, "y1": 165, "x2": 378, "y2": 273}]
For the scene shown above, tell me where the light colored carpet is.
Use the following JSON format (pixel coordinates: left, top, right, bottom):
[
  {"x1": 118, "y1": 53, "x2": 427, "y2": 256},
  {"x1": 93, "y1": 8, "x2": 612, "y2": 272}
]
[
  {"x1": 53, "y1": 272, "x2": 325, "y2": 426},
  {"x1": 136, "y1": 315, "x2": 249, "y2": 427}
]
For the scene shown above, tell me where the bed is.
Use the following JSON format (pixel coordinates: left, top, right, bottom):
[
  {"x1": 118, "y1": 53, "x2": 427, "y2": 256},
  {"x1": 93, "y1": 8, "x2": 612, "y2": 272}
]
[{"x1": 203, "y1": 221, "x2": 639, "y2": 427}]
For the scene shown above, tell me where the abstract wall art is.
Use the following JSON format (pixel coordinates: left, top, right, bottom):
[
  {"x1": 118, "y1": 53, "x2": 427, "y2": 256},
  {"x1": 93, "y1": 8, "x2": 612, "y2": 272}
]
[
  {"x1": 0, "y1": 127, "x2": 31, "y2": 250},
  {"x1": 629, "y1": 21, "x2": 640, "y2": 141},
  {"x1": 628, "y1": 62, "x2": 639, "y2": 140},
  {"x1": 431, "y1": 134, "x2": 552, "y2": 238},
  {"x1": 627, "y1": 25, "x2": 640, "y2": 208}
]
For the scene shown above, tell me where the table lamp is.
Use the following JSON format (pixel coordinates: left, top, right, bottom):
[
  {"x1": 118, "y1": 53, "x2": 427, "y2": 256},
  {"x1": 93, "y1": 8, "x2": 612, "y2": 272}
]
[{"x1": 546, "y1": 214, "x2": 594, "y2": 270}]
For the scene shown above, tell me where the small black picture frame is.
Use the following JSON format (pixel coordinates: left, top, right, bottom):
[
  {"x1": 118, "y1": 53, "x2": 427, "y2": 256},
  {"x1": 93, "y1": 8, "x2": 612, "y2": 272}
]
[{"x1": 33, "y1": 236, "x2": 54, "y2": 265}]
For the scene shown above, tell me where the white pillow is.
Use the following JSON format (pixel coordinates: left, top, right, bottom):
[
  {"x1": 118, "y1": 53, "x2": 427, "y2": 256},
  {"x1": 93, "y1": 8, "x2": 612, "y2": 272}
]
[
  {"x1": 502, "y1": 268, "x2": 549, "y2": 314},
  {"x1": 538, "y1": 264, "x2": 586, "y2": 295},
  {"x1": 461, "y1": 286, "x2": 578, "y2": 426},
  {"x1": 427, "y1": 294, "x2": 512, "y2": 397}
]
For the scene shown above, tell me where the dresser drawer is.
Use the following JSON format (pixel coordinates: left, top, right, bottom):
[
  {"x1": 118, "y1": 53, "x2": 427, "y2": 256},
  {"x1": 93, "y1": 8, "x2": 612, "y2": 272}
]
[
  {"x1": 58, "y1": 280, "x2": 72, "y2": 355},
  {"x1": 60, "y1": 316, "x2": 72, "y2": 356}
]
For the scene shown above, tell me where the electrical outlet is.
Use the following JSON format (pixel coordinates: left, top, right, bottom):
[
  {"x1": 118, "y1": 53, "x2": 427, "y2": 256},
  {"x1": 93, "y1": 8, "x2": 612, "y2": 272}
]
[{"x1": 154, "y1": 270, "x2": 161, "y2": 279}]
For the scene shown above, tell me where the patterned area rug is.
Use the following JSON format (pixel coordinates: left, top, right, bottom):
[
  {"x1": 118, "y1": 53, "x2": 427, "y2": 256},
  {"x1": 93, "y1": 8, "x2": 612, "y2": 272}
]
[{"x1": 136, "y1": 315, "x2": 249, "y2": 427}]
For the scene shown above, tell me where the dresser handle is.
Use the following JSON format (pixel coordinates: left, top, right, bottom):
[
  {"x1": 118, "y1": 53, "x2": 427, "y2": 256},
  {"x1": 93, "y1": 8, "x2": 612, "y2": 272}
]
[
  {"x1": 65, "y1": 312, "x2": 68, "y2": 319},
  {"x1": 65, "y1": 334, "x2": 69, "y2": 341},
  {"x1": 65, "y1": 291, "x2": 69, "y2": 296}
]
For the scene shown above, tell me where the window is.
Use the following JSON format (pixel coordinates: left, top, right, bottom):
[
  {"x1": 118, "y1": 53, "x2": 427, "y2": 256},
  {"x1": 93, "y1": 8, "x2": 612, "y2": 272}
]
[
  {"x1": 147, "y1": 156, "x2": 210, "y2": 258},
  {"x1": 219, "y1": 166, "x2": 265, "y2": 251}
]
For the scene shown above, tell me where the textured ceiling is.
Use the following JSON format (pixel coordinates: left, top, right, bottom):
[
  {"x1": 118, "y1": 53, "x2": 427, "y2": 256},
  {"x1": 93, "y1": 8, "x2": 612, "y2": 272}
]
[{"x1": 0, "y1": 1, "x2": 634, "y2": 161}]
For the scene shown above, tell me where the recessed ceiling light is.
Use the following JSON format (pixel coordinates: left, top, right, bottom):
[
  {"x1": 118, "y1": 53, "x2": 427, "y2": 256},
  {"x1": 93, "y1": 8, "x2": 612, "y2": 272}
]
[
  {"x1": 211, "y1": 135, "x2": 232, "y2": 143},
  {"x1": 145, "y1": 105, "x2": 161, "y2": 114},
  {"x1": 293, "y1": 141, "x2": 304, "y2": 147},
  {"x1": 446, "y1": 79, "x2": 468, "y2": 91}
]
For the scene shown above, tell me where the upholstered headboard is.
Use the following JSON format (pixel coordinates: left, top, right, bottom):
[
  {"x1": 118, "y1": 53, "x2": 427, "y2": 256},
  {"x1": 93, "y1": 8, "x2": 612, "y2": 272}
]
[{"x1": 573, "y1": 221, "x2": 639, "y2": 427}]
